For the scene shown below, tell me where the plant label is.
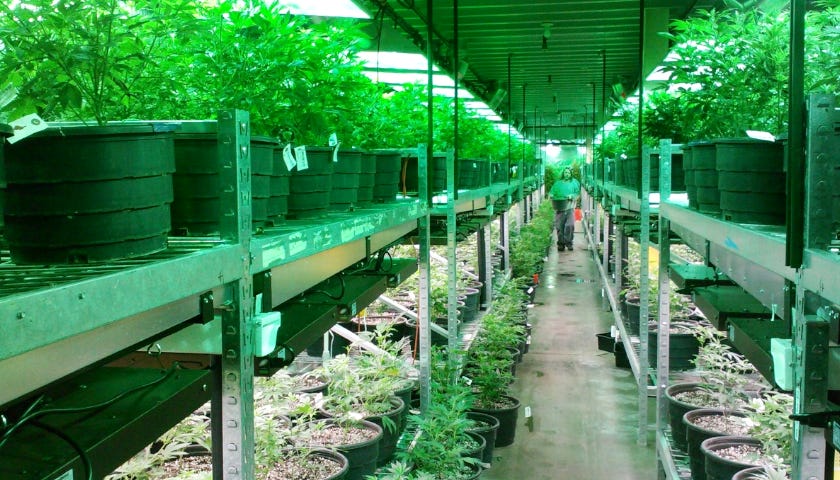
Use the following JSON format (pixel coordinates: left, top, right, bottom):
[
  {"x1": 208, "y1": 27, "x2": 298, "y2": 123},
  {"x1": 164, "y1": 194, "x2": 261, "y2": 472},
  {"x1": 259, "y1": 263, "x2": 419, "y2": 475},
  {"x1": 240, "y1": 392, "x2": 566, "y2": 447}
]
[
  {"x1": 332, "y1": 143, "x2": 340, "y2": 163},
  {"x1": 7, "y1": 113, "x2": 48, "y2": 144},
  {"x1": 328, "y1": 132, "x2": 338, "y2": 147},
  {"x1": 524, "y1": 406, "x2": 532, "y2": 418},
  {"x1": 55, "y1": 471, "x2": 73, "y2": 480},
  {"x1": 461, "y1": 376, "x2": 472, "y2": 386},
  {"x1": 282, "y1": 143, "x2": 296, "y2": 171},
  {"x1": 294, "y1": 146, "x2": 309, "y2": 170}
]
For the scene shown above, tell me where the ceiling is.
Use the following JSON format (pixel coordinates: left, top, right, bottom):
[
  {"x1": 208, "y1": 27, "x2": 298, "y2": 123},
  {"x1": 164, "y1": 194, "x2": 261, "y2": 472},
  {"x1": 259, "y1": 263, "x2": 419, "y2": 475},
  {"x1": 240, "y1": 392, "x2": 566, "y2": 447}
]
[{"x1": 355, "y1": 0, "x2": 724, "y2": 141}]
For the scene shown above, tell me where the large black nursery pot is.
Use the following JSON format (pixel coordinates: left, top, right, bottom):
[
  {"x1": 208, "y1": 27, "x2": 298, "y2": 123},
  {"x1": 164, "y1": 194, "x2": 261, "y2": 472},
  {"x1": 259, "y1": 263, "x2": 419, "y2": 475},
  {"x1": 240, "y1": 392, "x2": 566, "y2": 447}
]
[
  {"x1": 4, "y1": 122, "x2": 176, "y2": 264},
  {"x1": 373, "y1": 150, "x2": 401, "y2": 202},
  {"x1": 169, "y1": 123, "x2": 274, "y2": 234},
  {"x1": 304, "y1": 419, "x2": 383, "y2": 480},
  {"x1": 701, "y1": 435, "x2": 763, "y2": 480},
  {"x1": 647, "y1": 323, "x2": 701, "y2": 371},
  {"x1": 357, "y1": 151, "x2": 376, "y2": 205},
  {"x1": 268, "y1": 144, "x2": 291, "y2": 225},
  {"x1": 330, "y1": 148, "x2": 362, "y2": 211},
  {"x1": 467, "y1": 411, "x2": 500, "y2": 465},
  {"x1": 289, "y1": 146, "x2": 334, "y2": 219},
  {"x1": 470, "y1": 394, "x2": 521, "y2": 447},
  {"x1": 715, "y1": 138, "x2": 785, "y2": 225},
  {"x1": 683, "y1": 144, "x2": 697, "y2": 209},
  {"x1": 690, "y1": 141, "x2": 720, "y2": 214},
  {"x1": 357, "y1": 397, "x2": 405, "y2": 467},
  {"x1": 665, "y1": 382, "x2": 713, "y2": 451},
  {"x1": 684, "y1": 408, "x2": 750, "y2": 480},
  {"x1": 0, "y1": 123, "x2": 13, "y2": 234},
  {"x1": 732, "y1": 466, "x2": 769, "y2": 480}
]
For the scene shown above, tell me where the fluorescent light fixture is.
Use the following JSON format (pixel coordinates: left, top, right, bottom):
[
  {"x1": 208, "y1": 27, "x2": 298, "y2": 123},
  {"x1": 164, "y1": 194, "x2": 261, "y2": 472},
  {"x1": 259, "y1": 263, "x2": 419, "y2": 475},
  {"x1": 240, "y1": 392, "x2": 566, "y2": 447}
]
[
  {"x1": 273, "y1": 0, "x2": 370, "y2": 18},
  {"x1": 485, "y1": 114, "x2": 502, "y2": 122},
  {"x1": 358, "y1": 51, "x2": 441, "y2": 71},
  {"x1": 362, "y1": 71, "x2": 456, "y2": 87},
  {"x1": 645, "y1": 66, "x2": 671, "y2": 82}
]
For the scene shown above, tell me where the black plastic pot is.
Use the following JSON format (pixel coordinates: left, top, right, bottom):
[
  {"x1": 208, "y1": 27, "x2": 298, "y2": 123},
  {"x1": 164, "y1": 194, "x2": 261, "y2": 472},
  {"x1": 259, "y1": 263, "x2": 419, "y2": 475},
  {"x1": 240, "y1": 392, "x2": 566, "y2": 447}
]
[
  {"x1": 5, "y1": 123, "x2": 176, "y2": 263},
  {"x1": 288, "y1": 146, "x2": 335, "y2": 218},
  {"x1": 691, "y1": 141, "x2": 719, "y2": 214},
  {"x1": 684, "y1": 409, "x2": 750, "y2": 480},
  {"x1": 665, "y1": 382, "x2": 713, "y2": 451},
  {"x1": 467, "y1": 411, "x2": 500, "y2": 464},
  {"x1": 683, "y1": 145, "x2": 697, "y2": 209},
  {"x1": 647, "y1": 325, "x2": 701, "y2": 370},
  {"x1": 0, "y1": 123, "x2": 12, "y2": 234},
  {"x1": 471, "y1": 395, "x2": 520, "y2": 447},
  {"x1": 461, "y1": 430, "x2": 487, "y2": 464},
  {"x1": 701, "y1": 435, "x2": 763, "y2": 480},
  {"x1": 271, "y1": 448, "x2": 350, "y2": 480},
  {"x1": 715, "y1": 138, "x2": 785, "y2": 225},
  {"x1": 361, "y1": 397, "x2": 405, "y2": 466},
  {"x1": 330, "y1": 149, "x2": 362, "y2": 211},
  {"x1": 373, "y1": 150, "x2": 401, "y2": 202},
  {"x1": 358, "y1": 151, "x2": 376, "y2": 205},
  {"x1": 623, "y1": 297, "x2": 642, "y2": 336},
  {"x1": 304, "y1": 419, "x2": 382, "y2": 480},
  {"x1": 268, "y1": 145, "x2": 292, "y2": 224}
]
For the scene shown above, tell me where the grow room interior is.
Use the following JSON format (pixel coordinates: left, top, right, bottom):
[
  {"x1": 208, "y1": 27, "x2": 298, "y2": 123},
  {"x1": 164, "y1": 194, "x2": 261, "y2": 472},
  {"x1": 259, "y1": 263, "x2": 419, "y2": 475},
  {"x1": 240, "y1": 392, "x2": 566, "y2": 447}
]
[{"x1": 0, "y1": 0, "x2": 838, "y2": 479}]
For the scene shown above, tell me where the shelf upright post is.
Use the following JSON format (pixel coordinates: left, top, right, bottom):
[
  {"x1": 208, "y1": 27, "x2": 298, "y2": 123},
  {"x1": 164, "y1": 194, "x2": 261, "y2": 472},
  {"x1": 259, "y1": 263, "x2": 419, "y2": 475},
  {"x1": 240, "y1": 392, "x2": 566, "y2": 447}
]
[
  {"x1": 638, "y1": 144, "x2": 652, "y2": 446},
  {"x1": 615, "y1": 221, "x2": 624, "y2": 302},
  {"x1": 417, "y1": 143, "x2": 432, "y2": 413},
  {"x1": 446, "y1": 148, "x2": 460, "y2": 362},
  {"x1": 601, "y1": 213, "x2": 611, "y2": 311},
  {"x1": 500, "y1": 210, "x2": 510, "y2": 273},
  {"x1": 478, "y1": 222, "x2": 493, "y2": 309},
  {"x1": 215, "y1": 109, "x2": 255, "y2": 480},
  {"x1": 656, "y1": 227, "x2": 673, "y2": 469}
]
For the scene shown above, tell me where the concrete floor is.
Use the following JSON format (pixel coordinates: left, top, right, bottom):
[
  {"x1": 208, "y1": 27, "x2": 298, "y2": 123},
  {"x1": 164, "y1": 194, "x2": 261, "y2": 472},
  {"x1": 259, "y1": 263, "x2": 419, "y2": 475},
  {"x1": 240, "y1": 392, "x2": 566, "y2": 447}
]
[{"x1": 482, "y1": 227, "x2": 657, "y2": 480}]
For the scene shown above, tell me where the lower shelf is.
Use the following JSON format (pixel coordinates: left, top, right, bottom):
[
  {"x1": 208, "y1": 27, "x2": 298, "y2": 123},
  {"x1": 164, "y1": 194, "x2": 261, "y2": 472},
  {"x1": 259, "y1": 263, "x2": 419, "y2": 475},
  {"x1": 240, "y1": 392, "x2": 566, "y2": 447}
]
[{"x1": 0, "y1": 366, "x2": 211, "y2": 480}]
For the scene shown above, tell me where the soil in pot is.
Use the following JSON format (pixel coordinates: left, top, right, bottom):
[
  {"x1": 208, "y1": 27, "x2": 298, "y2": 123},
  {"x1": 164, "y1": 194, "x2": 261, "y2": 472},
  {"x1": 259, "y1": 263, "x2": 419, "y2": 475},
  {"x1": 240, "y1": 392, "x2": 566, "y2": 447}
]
[
  {"x1": 288, "y1": 146, "x2": 334, "y2": 219},
  {"x1": 684, "y1": 409, "x2": 751, "y2": 480},
  {"x1": 470, "y1": 395, "x2": 521, "y2": 447},
  {"x1": 4, "y1": 123, "x2": 176, "y2": 263},
  {"x1": 460, "y1": 431, "x2": 487, "y2": 464},
  {"x1": 701, "y1": 435, "x2": 763, "y2": 480},
  {"x1": 467, "y1": 411, "x2": 500, "y2": 465},
  {"x1": 266, "y1": 448, "x2": 349, "y2": 480},
  {"x1": 715, "y1": 138, "x2": 785, "y2": 225},
  {"x1": 355, "y1": 397, "x2": 405, "y2": 467},
  {"x1": 666, "y1": 383, "x2": 727, "y2": 451},
  {"x1": 302, "y1": 419, "x2": 382, "y2": 480}
]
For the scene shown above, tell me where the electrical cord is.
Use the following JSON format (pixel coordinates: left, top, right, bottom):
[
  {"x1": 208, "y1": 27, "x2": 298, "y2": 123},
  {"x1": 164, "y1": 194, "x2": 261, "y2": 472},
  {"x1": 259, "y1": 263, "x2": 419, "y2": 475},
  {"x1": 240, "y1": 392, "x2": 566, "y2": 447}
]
[
  {"x1": 308, "y1": 274, "x2": 346, "y2": 301},
  {"x1": 30, "y1": 420, "x2": 93, "y2": 480},
  {"x1": 0, "y1": 363, "x2": 180, "y2": 451}
]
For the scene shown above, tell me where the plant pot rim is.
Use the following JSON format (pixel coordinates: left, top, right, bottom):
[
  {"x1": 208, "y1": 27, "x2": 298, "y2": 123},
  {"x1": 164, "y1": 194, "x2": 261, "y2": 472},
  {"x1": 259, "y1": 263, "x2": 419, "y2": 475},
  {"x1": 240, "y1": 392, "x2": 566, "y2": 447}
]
[
  {"x1": 471, "y1": 394, "x2": 521, "y2": 413},
  {"x1": 683, "y1": 408, "x2": 749, "y2": 436},
  {"x1": 712, "y1": 137, "x2": 778, "y2": 145},
  {"x1": 302, "y1": 418, "x2": 384, "y2": 449},
  {"x1": 466, "y1": 411, "x2": 501, "y2": 431},
  {"x1": 22, "y1": 121, "x2": 179, "y2": 138},
  {"x1": 665, "y1": 382, "x2": 717, "y2": 408}
]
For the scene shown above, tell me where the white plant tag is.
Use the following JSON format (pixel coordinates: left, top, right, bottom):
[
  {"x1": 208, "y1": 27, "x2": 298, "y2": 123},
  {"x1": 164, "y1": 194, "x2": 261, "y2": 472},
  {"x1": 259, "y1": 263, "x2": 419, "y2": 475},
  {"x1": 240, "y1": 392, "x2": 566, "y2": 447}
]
[
  {"x1": 7, "y1": 113, "x2": 48, "y2": 144},
  {"x1": 282, "y1": 143, "x2": 296, "y2": 171},
  {"x1": 524, "y1": 406, "x2": 532, "y2": 418},
  {"x1": 332, "y1": 142, "x2": 340, "y2": 163},
  {"x1": 328, "y1": 132, "x2": 338, "y2": 147},
  {"x1": 294, "y1": 145, "x2": 309, "y2": 170},
  {"x1": 461, "y1": 376, "x2": 472, "y2": 386},
  {"x1": 746, "y1": 130, "x2": 775, "y2": 142}
]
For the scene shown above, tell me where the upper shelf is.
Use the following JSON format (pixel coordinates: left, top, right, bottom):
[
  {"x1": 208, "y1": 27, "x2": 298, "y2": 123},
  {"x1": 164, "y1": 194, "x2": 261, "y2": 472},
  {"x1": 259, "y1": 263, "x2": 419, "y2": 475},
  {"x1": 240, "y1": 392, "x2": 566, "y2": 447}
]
[
  {"x1": 601, "y1": 182, "x2": 689, "y2": 213},
  {"x1": 660, "y1": 201, "x2": 840, "y2": 309}
]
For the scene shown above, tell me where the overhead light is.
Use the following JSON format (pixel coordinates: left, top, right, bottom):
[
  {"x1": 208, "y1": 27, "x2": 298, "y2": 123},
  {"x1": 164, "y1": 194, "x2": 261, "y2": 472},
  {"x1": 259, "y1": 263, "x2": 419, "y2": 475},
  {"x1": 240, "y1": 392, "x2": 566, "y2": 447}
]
[
  {"x1": 457, "y1": 60, "x2": 469, "y2": 79},
  {"x1": 488, "y1": 88, "x2": 507, "y2": 110}
]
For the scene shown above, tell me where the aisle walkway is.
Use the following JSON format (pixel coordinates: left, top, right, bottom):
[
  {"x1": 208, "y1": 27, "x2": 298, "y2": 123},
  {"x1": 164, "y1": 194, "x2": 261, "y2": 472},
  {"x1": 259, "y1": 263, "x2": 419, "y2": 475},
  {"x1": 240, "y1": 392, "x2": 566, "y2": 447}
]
[{"x1": 483, "y1": 225, "x2": 657, "y2": 479}]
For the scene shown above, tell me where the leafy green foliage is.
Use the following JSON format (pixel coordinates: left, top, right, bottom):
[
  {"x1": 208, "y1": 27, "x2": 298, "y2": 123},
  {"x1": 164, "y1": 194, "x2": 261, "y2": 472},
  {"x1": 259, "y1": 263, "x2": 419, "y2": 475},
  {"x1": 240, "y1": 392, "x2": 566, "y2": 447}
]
[
  {"x1": 746, "y1": 391, "x2": 793, "y2": 470},
  {"x1": 0, "y1": 0, "x2": 198, "y2": 124}
]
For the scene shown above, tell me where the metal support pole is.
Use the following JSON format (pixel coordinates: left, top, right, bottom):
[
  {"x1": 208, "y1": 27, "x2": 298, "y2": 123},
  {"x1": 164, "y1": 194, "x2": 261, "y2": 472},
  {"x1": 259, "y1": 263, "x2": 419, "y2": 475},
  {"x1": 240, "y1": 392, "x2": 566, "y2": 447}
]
[
  {"x1": 216, "y1": 109, "x2": 255, "y2": 480},
  {"x1": 500, "y1": 211, "x2": 510, "y2": 273},
  {"x1": 638, "y1": 144, "x2": 652, "y2": 446},
  {"x1": 478, "y1": 223, "x2": 493, "y2": 309},
  {"x1": 615, "y1": 223, "x2": 625, "y2": 300},
  {"x1": 417, "y1": 144, "x2": 432, "y2": 413},
  {"x1": 445, "y1": 149, "x2": 459, "y2": 359},
  {"x1": 656, "y1": 218, "x2": 672, "y2": 453},
  {"x1": 601, "y1": 213, "x2": 611, "y2": 311}
]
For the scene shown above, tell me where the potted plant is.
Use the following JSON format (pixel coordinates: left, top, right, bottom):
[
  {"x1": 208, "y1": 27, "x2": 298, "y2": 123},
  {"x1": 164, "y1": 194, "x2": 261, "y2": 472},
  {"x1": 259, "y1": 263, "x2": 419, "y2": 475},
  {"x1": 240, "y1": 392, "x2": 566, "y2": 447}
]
[
  {"x1": 299, "y1": 418, "x2": 383, "y2": 480},
  {"x1": 0, "y1": 0, "x2": 194, "y2": 263},
  {"x1": 256, "y1": 418, "x2": 349, "y2": 480},
  {"x1": 465, "y1": 349, "x2": 520, "y2": 448}
]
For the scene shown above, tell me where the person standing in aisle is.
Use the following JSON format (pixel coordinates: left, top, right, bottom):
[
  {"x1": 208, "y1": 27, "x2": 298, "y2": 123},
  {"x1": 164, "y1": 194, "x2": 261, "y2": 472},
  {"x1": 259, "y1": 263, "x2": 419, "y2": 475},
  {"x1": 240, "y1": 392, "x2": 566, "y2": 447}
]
[{"x1": 549, "y1": 166, "x2": 581, "y2": 251}]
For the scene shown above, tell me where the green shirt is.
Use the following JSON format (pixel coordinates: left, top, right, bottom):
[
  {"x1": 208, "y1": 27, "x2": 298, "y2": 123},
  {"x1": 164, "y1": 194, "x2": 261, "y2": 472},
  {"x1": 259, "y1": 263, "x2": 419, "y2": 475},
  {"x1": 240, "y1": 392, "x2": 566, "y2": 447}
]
[{"x1": 549, "y1": 178, "x2": 581, "y2": 201}]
